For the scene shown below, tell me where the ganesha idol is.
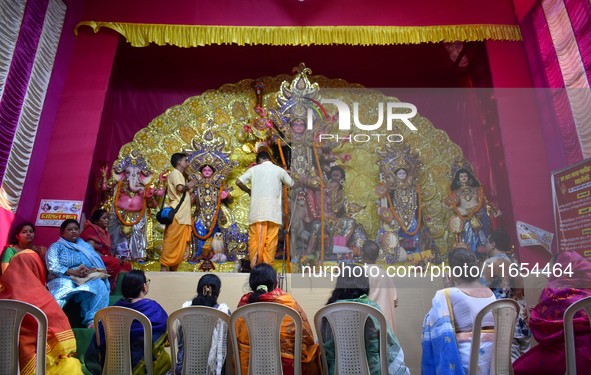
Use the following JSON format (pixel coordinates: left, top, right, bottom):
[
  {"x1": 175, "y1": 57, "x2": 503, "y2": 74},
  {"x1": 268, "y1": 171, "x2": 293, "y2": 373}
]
[{"x1": 108, "y1": 152, "x2": 162, "y2": 261}]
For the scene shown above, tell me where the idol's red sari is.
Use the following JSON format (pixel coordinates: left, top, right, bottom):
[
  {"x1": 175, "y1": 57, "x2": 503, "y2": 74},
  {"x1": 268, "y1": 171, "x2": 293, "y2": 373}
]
[
  {"x1": 0, "y1": 250, "x2": 82, "y2": 374},
  {"x1": 513, "y1": 251, "x2": 591, "y2": 374},
  {"x1": 236, "y1": 288, "x2": 321, "y2": 375}
]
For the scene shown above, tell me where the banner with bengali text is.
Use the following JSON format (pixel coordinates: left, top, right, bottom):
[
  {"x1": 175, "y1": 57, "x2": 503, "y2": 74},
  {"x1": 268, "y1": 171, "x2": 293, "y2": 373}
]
[
  {"x1": 516, "y1": 221, "x2": 553, "y2": 253},
  {"x1": 552, "y1": 158, "x2": 591, "y2": 261},
  {"x1": 35, "y1": 199, "x2": 83, "y2": 227}
]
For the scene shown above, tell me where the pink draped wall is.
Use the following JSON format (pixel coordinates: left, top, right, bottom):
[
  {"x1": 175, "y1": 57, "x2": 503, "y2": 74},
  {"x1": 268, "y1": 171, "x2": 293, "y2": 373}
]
[
  {"x1": 79, "y1": 0, "x2": 518, "y2": 27},
  {"x1": 0, "y1": 0, "x2": 49, "y2": 184},
  {"x1": 32, "y1": 29, "x2": 119, "y2": 245},
  {"x1": 28, "y1": 0, "x2": 551, "y2": 253},
  {"x1": 564, "y1": 0, "x2": 591, "y2": 85},
  {"x1": 519, "y1": 0, "x2": 591, "y2": 171},
  {"x1": 532, "y1": 4, "x2": 583, "y2": 167},
  {"x1": 486, "y1": 40, "x2": 555, "y2": 264}
]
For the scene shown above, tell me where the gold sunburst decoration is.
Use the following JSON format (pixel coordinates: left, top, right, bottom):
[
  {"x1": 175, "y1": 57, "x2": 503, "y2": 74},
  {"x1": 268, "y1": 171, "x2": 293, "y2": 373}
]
[{"x1": 111, "y1": 65, "x2": 474, "y2": 266}]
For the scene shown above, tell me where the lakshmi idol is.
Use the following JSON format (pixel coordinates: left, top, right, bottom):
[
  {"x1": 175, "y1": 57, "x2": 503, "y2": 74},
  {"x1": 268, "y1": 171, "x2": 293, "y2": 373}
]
[{"x1": 186, "y1": 133, "x2": 247, "y2": 262}]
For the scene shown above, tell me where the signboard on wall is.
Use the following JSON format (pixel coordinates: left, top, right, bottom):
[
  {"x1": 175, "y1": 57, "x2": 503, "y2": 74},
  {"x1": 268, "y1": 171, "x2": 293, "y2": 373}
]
[
  {"x1": 552, "y1": 158, "x2": 591, "y2": 261},
  {"x1": 35, "y1": 199, "x2": 83, "y2": 227}
]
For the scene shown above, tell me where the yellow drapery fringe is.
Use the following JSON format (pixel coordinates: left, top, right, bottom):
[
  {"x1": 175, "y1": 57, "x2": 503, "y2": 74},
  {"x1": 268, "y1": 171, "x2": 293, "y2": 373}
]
[{"x1": 74, "y1": 22, "x2": 522, "y2": 47}]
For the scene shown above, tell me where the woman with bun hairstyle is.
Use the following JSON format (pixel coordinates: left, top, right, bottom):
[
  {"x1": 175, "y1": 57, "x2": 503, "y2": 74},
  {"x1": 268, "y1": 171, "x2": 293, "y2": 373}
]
[
  {"x1": 235, "y1": 263, "x2": 321, "y2": 375},
  {"x1": 174, "y1": 274, "x2": 230, "y2": 375}
]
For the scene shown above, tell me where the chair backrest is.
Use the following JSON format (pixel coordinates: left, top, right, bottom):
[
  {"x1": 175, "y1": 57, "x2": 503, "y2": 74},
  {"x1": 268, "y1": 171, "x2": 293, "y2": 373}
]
[
  {"x1": 168, "y1": 306, "x2": 232, "y2": 375},
  {"x1": 563, "y1": 295, "x2": 591, "y2": 375},
  {"x1": 469, "y1": 299, "x2": 519, "y2": 375},
  {"x1": 94, "y1": 306, "x2": 153, "y2": 375},
  {"x1": 0, "y1": 299, "x2": 48, "y2": 375},
  {"x1": 229, "y1": 302, "x2": 302, "y2": 375},
  {"x1": 314, "y1": 301, "x2": 389, "y2": 375}
]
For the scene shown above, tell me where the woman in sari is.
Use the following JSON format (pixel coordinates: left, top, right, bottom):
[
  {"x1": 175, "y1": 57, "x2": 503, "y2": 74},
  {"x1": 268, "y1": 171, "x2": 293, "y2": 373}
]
[
  {"x1": 46, "y1": 219, "x2": 110, "y2": 328},
  {"x1": 322, "y1": 264, "x2": 410, "y2": 375},
  {"x1": 80, "y1": 209, "x2": 132, "y2": 292},
  {"x1": 236, "y1": 263, "x2": 321, "y2": 375},
  {"x1": 513, "y1": 251, "x2": 591, "y2": 374},
  {"x1": 0, "y1": 250, "x2": 83, "y2": 374},
  {"x1": 422, "y1": 247, "x2": 497, "y2": 374},
  {"x1": 86, "y1": 270, "x2": 171, "y2": 375},
  {"x1": 1, "y1": 221, "x2": 47, "y2": 274}
]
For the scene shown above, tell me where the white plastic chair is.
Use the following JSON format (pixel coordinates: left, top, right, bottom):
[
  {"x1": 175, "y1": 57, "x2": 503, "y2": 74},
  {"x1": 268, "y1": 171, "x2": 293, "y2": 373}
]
[
  {"x1": 229, "y1": 302, "x2": 302, "y2": 375},
  {"x1": 168, "y1": 306, "x2": 232, "y2": 375},
  {"x1": 0, "y1": 299, "x2": 48, "y2": 375},
  {"x1": 94, "y1": 306, "x2": 154, "y2": 375},
  {"x1": 469, "y1": 299, "x2": 519, "y2": 375},
  {"x1": 564, "y1": 295, "x2": 591, "y2": 375},
  {"x1": 314, "y1": 301, "x2": 389, "y2": 375}
]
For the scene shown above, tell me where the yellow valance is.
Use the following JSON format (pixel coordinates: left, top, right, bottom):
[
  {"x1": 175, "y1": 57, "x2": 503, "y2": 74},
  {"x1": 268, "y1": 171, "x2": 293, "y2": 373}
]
[{"x1": 74, "y1": 22, "x2": 522, "y2": 47}]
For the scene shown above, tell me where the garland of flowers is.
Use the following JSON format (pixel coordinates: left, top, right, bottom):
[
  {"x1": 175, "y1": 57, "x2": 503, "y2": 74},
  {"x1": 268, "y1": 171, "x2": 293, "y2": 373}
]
[
  {"x1": 191, "y1": 185, "x2": 224, "y2": 240},
  {"x1": 114, "y1": 179, "x2": 146, "y2": 226},
  {"x1": 448, "y1": 186, "x2": 484, "y2": 220},
  {"x1": 312, "y1": 143, "x2": 325, "y2": 266},
  {"x1": 277, "y1": 138, "x2": 291, "y2": 272},
  {"x1": 386, "y1": 183, "x2": 422, "y2": 236}
]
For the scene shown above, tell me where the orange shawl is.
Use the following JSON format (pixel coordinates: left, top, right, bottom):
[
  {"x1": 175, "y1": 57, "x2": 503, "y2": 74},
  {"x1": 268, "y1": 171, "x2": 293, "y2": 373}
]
[
  {"x1": 0, "y1": 250, "x2": 81, "y2": 374},
  {"x1": 80, "y1": 220, "x2": 112, "y2": 256},
  {"x1": 236, "y1": 288, "x2": 321, "y2": 375}
]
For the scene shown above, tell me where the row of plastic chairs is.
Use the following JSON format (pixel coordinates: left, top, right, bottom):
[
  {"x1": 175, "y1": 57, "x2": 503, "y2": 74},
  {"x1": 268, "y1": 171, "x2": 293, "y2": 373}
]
[{"x1": 1, "y1": 296, "x2": 590, "y2": 374}]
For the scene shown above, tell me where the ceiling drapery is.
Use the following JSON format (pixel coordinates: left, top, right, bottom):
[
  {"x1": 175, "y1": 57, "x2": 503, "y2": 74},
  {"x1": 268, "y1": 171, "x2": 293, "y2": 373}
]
[{"x1": 74, "y1": 23, "x2": 522, "y2": 47}]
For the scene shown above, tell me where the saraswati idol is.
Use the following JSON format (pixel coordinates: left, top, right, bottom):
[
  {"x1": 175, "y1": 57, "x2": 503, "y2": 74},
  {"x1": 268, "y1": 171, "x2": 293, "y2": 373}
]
[
  {"x1": 445, "y1": 162, "x2": 501, "y2": 259},
  {"x1": 186, "y1": 131, "x2": 247, "y2": 262}
]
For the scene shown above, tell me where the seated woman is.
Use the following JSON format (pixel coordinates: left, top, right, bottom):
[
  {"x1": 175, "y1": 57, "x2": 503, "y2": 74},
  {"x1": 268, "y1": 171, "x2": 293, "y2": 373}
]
[
  {"x1": 46, "y1": 219, "x2": 110, "y2": 328},
  {"x1": 322, "y1": 264, "x2": 410, "y2": 375},
  {"x1": 422, "y1": 247, "x2": 497, "y2": 375},
  {"x1": 80, "y1": 209, "x2": 132, "y2": 292},
  {"x1": 86, "y1": 270, "x2": 171, "y2": 375},
  {"x1": 0, "y1": 250, "x2": 83, "y2": 374},
  {"x1": 174, "y1": 274, "x2": 230, "y2": 375},
  {"x1": 1, "y1": 221, "x2": 47, "y2": 274},
  {"x1": 513, "y1": 251, "x2": 591, "y2": 374},
  {"x1": 236, "y1": 263, "x2": 321, "y2": 375}
]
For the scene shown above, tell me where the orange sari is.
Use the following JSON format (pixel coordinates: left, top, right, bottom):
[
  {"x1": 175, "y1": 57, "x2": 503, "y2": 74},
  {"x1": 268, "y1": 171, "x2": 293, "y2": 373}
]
[
  {"x1": 236, "y1": 288, "x2": 321, "y2": 375},
  {"x1": 0, "y1": 250, "x2": 82, "y2": 374}
]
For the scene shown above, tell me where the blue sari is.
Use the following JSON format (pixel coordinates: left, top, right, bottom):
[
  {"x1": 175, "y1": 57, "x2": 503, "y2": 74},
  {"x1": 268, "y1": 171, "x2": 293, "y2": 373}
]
[
  {"x1": 86, "y1": 298, "x2": 171, "y2": 375},
  {"x1": 421, "y1": 289, "x2": 493, "y2": 375},
  {"x1": 46, "y1": 237, "x2": 109, "y2": 325}
]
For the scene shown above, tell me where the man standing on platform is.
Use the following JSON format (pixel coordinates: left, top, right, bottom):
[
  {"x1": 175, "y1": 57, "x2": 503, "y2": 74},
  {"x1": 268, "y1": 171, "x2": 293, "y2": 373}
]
[
  {"x1": 160, "y1": 153, "x2": 196, "y2": 272},
  {"x1": 236, "y1": 151, "x2": 293, "y2": 266}
]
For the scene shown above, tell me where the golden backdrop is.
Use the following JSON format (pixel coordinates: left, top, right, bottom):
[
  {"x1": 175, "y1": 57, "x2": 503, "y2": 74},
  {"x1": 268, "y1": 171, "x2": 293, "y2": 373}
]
[{"x1": 106, "y1": 68, "x2": 472, "y2": 271}]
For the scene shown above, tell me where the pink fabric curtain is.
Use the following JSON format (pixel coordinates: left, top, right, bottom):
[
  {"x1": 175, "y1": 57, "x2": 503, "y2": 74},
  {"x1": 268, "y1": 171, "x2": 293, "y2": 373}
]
[
  {"x1": 531, "y1": 4, "x2": 583, "y2": 165},
  {"x1": 564, "y1": 0, "x2": 591, "y2": 86},
  {"x1": 0, "y1": 0, "x2": 49, "y2": 184}
]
